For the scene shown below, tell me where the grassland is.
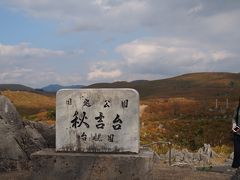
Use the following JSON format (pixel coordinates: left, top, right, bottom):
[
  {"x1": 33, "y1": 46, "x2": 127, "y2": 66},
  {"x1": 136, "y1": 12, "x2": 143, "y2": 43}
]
[
  {"x1": 140, "y1": 97, "x2": 235, "y2": 153},
  {"x1": 2, "y1": 90, "x2": 236, "y2": 154},
  {"x1": 87, "y1": 72, "x2": 240, "y2": 100},
  {"x1": 1, "y1": 72, "x2": 240, "y2": 153},
  {"x1": 2, "y1": 91, "x2": 56, "y2": 124}
]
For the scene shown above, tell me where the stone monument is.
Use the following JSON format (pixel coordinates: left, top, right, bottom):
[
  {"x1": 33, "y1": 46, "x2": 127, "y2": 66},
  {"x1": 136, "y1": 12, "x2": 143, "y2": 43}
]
[
  {"x1": 56, "y1": 89, "x2": 139, "y2": 153},
  {"x1": 31, "y1": 89, "x2": 154, "y2": 180}
]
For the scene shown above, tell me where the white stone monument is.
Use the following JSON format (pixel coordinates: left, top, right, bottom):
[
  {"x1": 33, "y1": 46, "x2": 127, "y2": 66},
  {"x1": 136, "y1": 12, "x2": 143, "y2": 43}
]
[{"x1": 56, "y1": 88, "x2": 139, "y2": 153}]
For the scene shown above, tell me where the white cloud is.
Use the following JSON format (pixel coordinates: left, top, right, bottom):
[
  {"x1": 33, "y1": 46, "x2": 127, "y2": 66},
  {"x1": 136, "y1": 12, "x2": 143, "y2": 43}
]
[
  {"x1": 1, "y1": 0, "x2": 148, "y2": 32},
  {"x1": 0, "y1": 43, "x2": 65, "y2": 58},
  {"x1": 1, "y1": 0, "x2": 240, "y2": 38},
  {"x1": 0, "y1": 42, "x2": 86, "y2": 87},
  {"x1": 117, "y1": 38, "x2": 234, "y2": 64},
  {"x1": 116, "y1": 37, "x2": 238, "y2": 75},
  {"x1": 67, "y1": 49, "x2": 85, "y2": 56},
  {"x1": 85, "y1": 36, "x2": 239, "y2": 83},
  {"x1": 1, "y1": 0, "x2": 240, "y2": 85},
  {"x1": 188, "y1": 4, "x2": 203, "y2": 15},
  {"x1": 87, "y1": 61, "x2": 122, "y2": 80},
  {"x1": 211, "y1": 51, "x2": 234, "y2": 61},
  {"x1": 87, "y1": 69, "x2": 122, "y2": 80},
  {"x1": 0, "y1": 68, "x2": 32, "y2": 80},
  {"x1": 202, "y1": 10, "x2": 240, "y2": 35},
  {"x1": 116, "y1": 40, "x2": 161, "y2": 64},
  {"x1": 0, "y1": 67, "x2": 83, "y2": 87}
]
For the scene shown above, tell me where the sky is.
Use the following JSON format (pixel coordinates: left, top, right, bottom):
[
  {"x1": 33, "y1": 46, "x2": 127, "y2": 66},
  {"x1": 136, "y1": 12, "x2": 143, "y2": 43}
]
[{"x1": 0, "y1": 0, "x2": 240, "y2": 88}]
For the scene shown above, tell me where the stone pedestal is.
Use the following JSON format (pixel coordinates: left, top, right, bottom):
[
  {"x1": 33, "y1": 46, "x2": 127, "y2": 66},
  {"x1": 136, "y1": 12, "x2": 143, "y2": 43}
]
[{"x1": 31, "y1": 148, "x2": 154, "y2": 180}]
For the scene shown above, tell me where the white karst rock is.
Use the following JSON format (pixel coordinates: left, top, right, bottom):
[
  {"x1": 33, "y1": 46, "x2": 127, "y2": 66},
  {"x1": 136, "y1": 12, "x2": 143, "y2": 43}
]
[{"x1": 0, "y1": 95, "x2": 54, "y2": 172}]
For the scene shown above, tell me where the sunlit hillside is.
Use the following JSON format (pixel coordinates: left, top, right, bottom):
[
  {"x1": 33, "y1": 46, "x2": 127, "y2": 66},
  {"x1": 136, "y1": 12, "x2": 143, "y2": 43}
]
[
  {"x1": 140, "y1": 97, "x2": 234, "y2": 153},
  {"x1": 87, "y1": 72, "x2": 240, "y2": 99},
  {"x1": 2, "y1": 91, "x2": 55, "y2": 124},
  {"x1": 1, "y1": 72, "x2": 239, "y2": 153}
]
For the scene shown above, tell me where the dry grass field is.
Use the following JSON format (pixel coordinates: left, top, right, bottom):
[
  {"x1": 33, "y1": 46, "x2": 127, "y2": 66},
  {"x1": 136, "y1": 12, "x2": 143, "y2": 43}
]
[
  {"x1": 2, "y1": 71, "x2": 240, "y2": 154},
  {"x1": 140, "y1": 97, "x2": 235, "y2": 153},
  {"x1": 2, "y1": 91, "x2": 56, "y2": 124},
  {"x1": 2, "y1": 90, "x2": 235, "y2": 154}
]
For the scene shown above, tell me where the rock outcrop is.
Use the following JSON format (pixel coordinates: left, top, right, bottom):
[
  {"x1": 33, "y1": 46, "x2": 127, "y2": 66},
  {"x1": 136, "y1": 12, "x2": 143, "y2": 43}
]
[
  {"x1": 164, "y1": 144, "x2": 220, "y2": 166},
  {"x1": 0, "y1": 95, "x2": 55, "y2": 172},
  {"x1": 23, "y1": 120, "x2": 55, "y2": 148}
]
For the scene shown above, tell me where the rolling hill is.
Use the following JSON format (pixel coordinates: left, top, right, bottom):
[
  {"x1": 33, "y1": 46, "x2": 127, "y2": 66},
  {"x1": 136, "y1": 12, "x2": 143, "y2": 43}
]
[
  {"x1": 1, "y1": 91, "x2": 55, "y2": 116},
  {"x1": 2, "y1": 72, "x2": 239, "y2": 99},
  {"x1": 1, "y1": 72, "x2": 239, "y2": 151},
  {"x1": 0, "y1": 84, "x2": 34, "y2": 92},
  {"x1": 86, "y1": 72, "x2": 240, "y2": 99}
]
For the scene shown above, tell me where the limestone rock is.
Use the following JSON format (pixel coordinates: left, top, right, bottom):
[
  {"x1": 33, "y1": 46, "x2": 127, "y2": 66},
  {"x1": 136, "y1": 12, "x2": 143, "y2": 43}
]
[
  {"x1": 0, "y1": 96, "x2": 28, "y2": 171},
  {"x1": 0, "y1": 95, "x2": 54, "y2": 172},
  {"x1": 193, "y1": 152, "x2": 201, "y2": 161},
  {"x1": 0, "y1": 95, "x2": 23, "y2": 129},
  {"x1": 198, "y1": 144, "x2": 218, "y2": 159},
  {"x1": 23, "y1": 120, "x2": 55, "y2": 148},
  {"x1": 24, "y1": 122, "x2": 47, "y2": 148},
  {"x1": 182, "y1": 149, "x2": 193, "y2": 163},
  {"x1": 164, "y1": 144, "x2": 220, "y2": 165}
]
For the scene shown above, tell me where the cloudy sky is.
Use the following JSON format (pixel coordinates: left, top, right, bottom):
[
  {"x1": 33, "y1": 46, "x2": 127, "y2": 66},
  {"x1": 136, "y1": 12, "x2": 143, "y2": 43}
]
[{"x1": 0, "y1": 0, "x2": 240, "y2": 88}]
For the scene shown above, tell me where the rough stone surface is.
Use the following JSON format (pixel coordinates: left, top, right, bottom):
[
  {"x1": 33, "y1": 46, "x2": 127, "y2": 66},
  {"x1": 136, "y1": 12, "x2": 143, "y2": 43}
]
[
  {"x1": 0, "y1": 95, "x2": 54, "y2": 172},
  {"x1": 31, "y1": 148, "x2": 154, "y2": 180},
  {"x1": 165, "y1": 144, "x2": 220, "y2": 166},
  {"x1": 0, "y1": 163, "x2": 234, "y2": 180},
  {"x1": 0, "y1": 95, "x2": 29, "y2": 171},
  {"x1": 0, "y1": 95, "x2": 22, "y2": 129},
  {"x1": 56, "y1": 89, "x2": 140, "y2": 153},
  {"x1": 201, "y1": 143, "x2": 218, "y2": 158},
  {"x1": 24, "y1": 120, "x2": 55, "y2": 148}
]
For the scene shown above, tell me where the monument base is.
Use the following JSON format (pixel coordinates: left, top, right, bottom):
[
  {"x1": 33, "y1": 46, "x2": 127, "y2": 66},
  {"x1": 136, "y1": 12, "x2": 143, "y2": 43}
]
[{"x1": 31, "y1": 148, "x2": 154, "y2": 180}]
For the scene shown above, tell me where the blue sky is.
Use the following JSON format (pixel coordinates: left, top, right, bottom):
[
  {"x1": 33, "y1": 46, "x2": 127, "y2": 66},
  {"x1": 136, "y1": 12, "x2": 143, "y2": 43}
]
[{"x1": 0, "y1": 0, "x2": 240, "y2": 88}]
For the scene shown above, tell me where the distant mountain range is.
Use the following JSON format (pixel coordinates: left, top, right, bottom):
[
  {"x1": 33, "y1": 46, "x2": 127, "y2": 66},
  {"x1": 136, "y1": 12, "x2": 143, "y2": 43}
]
[
  {"x1": 41, "y1": 84, "x2": 85, "y2": 92},
  {"x1": 0, "y1": 84, "x2": 85, "y2": 93},
  {"x1": 1, "y1": 72, "x2": 240, "y2": 99}
]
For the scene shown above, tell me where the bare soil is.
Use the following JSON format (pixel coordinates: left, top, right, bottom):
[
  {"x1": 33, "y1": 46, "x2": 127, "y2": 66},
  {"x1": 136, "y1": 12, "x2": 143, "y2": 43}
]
[
  {"x1": 153, "y1": 166, "x2": 232, "y2": 180},
  {"x1": 0, "y1": 165, "x2": 235, "y2": 180}
]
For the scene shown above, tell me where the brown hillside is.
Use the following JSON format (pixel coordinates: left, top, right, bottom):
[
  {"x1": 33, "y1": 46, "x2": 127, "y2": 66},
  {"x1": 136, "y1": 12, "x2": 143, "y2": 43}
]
[
  {"x1": 2, "y1": 91, "x2": 55, "y2": 117},
  {"x1": 1, "y1": 72, "x2": 239, "y2": 151},
  {"x1": 87, "y1": 72, "x2": 240, "y2": 99},
  {"x1": 0, "y1": 84, "x2": 34, "y2": 91}
]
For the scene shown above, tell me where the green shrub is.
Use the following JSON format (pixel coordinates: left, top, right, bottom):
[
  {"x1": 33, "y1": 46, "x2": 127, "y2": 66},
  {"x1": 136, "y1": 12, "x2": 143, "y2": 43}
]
[{"x1": 47, "y1": 109, "x2": 56, "y2": 120}]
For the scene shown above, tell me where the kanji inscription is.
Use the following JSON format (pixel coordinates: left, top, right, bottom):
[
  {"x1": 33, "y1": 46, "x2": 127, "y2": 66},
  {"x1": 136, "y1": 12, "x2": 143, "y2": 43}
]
[{"x1": 56, "y1": 89, "x2": 139, "y2": 153}]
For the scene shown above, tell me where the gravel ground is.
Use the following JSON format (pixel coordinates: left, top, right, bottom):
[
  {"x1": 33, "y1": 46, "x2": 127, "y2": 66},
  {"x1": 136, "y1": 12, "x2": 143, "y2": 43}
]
[
  {"x1": 153, "y1": 166, "x2": 233, "y2": 180},
  {"x1": 0, "y1": 164, "x2": 237, "y2": 180},
  {"x1": 0, "y1": 171, "x2": 31, "y2": 180}
]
